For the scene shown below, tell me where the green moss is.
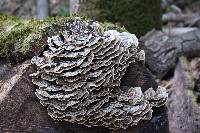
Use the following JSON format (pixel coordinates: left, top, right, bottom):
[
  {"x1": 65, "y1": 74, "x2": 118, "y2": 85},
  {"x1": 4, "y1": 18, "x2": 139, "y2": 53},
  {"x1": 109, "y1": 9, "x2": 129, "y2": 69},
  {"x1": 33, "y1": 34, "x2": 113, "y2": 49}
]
[
  {"x1": 0, "y1": 13, "x2": 126, "y2": 60},
  {"x1": 0, "y1": 14, "x2": 84, "y2": 59},
  {"x1": 78, "y1": 0, "x2": 162, "y2": 37}
]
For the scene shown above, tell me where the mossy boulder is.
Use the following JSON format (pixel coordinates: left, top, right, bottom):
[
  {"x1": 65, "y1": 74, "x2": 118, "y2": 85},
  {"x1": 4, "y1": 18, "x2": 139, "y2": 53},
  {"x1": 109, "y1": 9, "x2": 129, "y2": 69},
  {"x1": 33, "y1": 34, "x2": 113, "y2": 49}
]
[
  {"x1": 0, "y1": 13, "x2": 126, "y2": 63},
  {"x1": 78, "y1": 0, "x2": 162, "y2": 37}
]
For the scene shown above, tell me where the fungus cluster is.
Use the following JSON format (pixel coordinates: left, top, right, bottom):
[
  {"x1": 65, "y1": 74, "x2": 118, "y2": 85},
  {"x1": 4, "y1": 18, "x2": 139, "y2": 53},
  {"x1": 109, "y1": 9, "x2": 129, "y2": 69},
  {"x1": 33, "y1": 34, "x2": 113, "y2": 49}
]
[{"x1": 30, "y1": 17, "x2": 167, "y2": 129}]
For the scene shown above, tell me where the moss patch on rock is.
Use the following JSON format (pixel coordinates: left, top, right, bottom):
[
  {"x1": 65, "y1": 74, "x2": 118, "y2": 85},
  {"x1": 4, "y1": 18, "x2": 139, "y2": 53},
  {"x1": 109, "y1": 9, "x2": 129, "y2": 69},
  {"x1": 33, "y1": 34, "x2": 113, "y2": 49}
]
[{"x1": 0, "y1": 13, "x2": 126, "y2": 62}]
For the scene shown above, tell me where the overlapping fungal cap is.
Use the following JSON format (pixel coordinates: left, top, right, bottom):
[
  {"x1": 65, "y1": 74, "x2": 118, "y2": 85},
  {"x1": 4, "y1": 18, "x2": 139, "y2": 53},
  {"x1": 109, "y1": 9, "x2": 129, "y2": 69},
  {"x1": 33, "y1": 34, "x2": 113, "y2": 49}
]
[{"x1": 30, "y1": 17, "x2": 168, "y2": 129}]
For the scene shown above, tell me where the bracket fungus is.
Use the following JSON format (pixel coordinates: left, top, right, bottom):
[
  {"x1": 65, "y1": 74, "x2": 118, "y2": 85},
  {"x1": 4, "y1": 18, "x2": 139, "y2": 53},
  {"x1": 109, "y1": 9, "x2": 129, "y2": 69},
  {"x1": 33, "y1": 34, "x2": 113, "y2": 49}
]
[{"x1": 30, "y1": 17, "x2": 168, "y2": 129}]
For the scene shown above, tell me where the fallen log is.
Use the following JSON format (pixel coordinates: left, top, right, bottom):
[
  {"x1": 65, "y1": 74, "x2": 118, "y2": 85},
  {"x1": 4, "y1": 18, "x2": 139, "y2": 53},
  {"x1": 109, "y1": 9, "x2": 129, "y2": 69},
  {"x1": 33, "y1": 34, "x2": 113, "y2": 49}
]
[
  {"x1": 140, "y1": 29, "x2": 200, "y2": 79},
  {"x1": 167, "y1": 56, "x2": 200, "y2": 133},
  {"x1": 162, "y1": 27, "x2": 197, "y2": 36},
  {"x1": 162, "y1": 12, "x2": 200, "y2": 26}
]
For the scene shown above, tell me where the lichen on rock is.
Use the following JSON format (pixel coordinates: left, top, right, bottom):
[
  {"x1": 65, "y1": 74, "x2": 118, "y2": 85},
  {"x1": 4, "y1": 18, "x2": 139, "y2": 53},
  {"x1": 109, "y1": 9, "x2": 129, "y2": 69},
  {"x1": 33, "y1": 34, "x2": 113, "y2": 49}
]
[{"x1": 30, "y1": 17, "x2": 167, "y2": 129}]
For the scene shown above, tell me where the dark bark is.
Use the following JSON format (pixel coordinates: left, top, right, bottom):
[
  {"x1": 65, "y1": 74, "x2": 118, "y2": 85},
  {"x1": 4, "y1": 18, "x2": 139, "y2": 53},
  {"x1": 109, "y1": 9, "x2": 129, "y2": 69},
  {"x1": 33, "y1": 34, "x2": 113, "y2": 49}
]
[{"x1": 121, "y1": 61, "x2": 157, "y2": 91}]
